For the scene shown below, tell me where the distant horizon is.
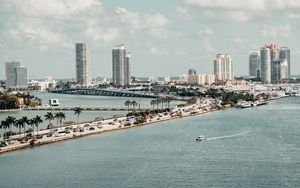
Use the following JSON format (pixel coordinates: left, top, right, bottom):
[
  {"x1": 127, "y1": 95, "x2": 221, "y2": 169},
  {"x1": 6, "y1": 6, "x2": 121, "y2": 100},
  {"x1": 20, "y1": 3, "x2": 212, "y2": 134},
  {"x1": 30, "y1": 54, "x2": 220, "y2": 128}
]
[{"x1": 1, "y1": 0, "x2": 300, "y2": 79}]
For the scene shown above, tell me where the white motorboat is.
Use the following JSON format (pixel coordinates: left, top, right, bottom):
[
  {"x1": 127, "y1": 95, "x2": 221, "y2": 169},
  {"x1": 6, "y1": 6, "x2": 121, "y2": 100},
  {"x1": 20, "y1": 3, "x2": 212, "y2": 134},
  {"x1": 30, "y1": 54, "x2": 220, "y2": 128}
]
[{"x1": 196, "y1": 135, "x2": 207, "y2": 141}]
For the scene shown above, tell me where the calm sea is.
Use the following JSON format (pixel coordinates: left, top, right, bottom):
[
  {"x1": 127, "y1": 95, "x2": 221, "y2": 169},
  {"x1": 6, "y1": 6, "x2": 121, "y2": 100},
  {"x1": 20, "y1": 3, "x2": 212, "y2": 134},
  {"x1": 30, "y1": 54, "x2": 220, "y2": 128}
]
[{"x1": 0, "y1": 96, "x2": 299, "y2": 187}]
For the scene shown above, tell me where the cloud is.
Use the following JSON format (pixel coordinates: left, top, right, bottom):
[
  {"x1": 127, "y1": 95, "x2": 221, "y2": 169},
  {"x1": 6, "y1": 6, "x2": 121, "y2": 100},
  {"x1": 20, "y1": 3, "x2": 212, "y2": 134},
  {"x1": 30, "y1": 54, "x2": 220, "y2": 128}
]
[
  {"x1": 176, "y1": 6, "x2": 190, "y2": 17},
  {"x1": 199, "y1": 27, "x2": 214, "y2": 35},
  {"x1": 9, "y1": 21, "x2": 67, "y2": 45},
  {"x1": 115, "y1": 7, "x2": 168, "y2": 37},
  {"x1": 2, "y1": 0, "x2": 101, "y2": 18},
  {"x1": 261, "y1": 24, "x2": 292, "y2": 38},
  {"x1": 85, "y1": 21, "x2": 119, "y2": 42},
  {"x1": 186, "y1": 0, "x2": 300, "y2": 10},
  {"x1": 201, "y1": 38, "x2": 215, "y2": 52},
  {"x1": 186, "y1": 0, "x2": 300, "y2": 22},
  {"x1": 150, "y1": 47, "x2": 160, "y2": 55}
]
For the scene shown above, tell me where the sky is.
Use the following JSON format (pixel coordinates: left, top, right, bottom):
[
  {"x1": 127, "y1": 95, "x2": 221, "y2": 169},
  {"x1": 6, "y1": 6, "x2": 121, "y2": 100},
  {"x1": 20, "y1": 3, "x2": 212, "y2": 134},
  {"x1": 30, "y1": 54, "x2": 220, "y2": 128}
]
[{"x1": 0, "y1": 0, "x2": 300, "y2": 79}]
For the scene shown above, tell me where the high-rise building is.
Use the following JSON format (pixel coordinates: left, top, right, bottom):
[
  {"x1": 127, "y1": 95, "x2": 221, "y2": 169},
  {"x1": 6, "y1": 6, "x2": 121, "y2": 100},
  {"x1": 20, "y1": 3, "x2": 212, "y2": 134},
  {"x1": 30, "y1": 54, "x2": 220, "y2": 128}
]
[
  {"x1": 15, "y1": 66, "x2": 28, "y2": 87},
  {"x1": 249, "y1": 51, "x2": 260, "y2": 78},
  {"x1": 5, "y1": 62, "x2": 20, "y2": 89},
  {"x1": 124, "y1": 52, "x2": 131, "y2": 86},
  {"x1": 112, "y1": 44, "x2": 130, "y2": 87},
  {"x1": 279, "y1": 47, "x2": 291, "y2": 78},
  {"x1": 260, "y1": 47, "x2": 271, "y2": 83},
  {"x1": 5, "y1": 62, "x2": 28, "y2": 90},
  {"x1": 214, "y1": 54, "x2": 233, "y2": 81},
  {"x1": 188, "y1": 69, "x2": 197, "y2": 76},
  {"x1": 76, "y1": 43, "x2": 88, "y2": 86}
]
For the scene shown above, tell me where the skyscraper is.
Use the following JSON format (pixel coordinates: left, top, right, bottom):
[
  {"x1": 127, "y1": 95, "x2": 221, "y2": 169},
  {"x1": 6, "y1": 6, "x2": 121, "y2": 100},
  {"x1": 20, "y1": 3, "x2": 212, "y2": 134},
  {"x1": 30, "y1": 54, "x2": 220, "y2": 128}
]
[
  {"x1": 260, "y1": 47, "x2": 271, "y2": 83},
  {"x1": 214, "y1": 54, "x2": 233, "y2": 81},
  {"x1": 124, "y1": 52, "x2": 131, "y2": 86},
  {"x1": 188, "y1": 69, "x2": 197, "y2": 76},
  {"x1": 280, "y1": 47, "x2": 291, "y2": 78},
  {"x1": 5, "y1": 62, "x2": 28, "y2": 90},
  {"x1": 112, "y1": 44, "x2": 130, "y2": 87},
  {"x1": 271, "y1": 59, "x2": 289, "y2": 82},
  {"x1": 76, "y1": 43, "x2": 88, "y2": 86},
  {"x1": 15, "y1": 66, "x2": 28, "y2": 87},
  {"x1": 249, "y1": 51, "x2": 260, "y2": 78}
]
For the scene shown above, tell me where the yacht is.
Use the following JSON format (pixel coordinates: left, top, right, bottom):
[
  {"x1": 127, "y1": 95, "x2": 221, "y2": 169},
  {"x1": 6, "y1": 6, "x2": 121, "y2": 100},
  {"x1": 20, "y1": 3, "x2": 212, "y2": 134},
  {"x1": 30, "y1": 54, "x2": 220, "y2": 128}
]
[
  {"x1": 236, "y1": 101, "x2": 252, "y2": 108},
  {"x1": 196, "y1": 135, "x2": 207, "y2": 141}
]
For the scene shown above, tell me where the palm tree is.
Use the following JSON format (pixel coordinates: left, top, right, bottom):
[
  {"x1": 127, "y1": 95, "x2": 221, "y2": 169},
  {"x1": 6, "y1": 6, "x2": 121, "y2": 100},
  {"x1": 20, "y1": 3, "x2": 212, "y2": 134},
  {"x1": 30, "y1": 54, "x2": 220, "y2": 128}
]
[
  {"x1": 165, "y1": 97, "x2": 172, "y2": 109},
  {"x1": 150, "y1": 100, "x2": 156, "y2": 109},
  {"x1": 160, "y1": 98, "x2": 165, "y2": 109},
  {"x1": 32, "y1": 116, "x2": 43, "y2": 135},
  {"x1": 156, "y1": 99, "x2": 161, "y2": 109},
  {"x1": 6, "y1": 116, "x2": 16, "y2": 137},
  {"x1": 44, "y1": 112, "x2": 54, "y2": 125},
  {"x1": 56, "y1": 112, "x2": 66, "y2": 127},
  {"x1": 28, "y1": 119, "x2": 34, "y2": 136},
  {"x1": 131, "y1": 101, "x2": 138, "y2": 111},
  {"x1": 21, "y1": 116, "x2": 29, "y2": 137},
  {"x1": 15, "y1": 119, "x2": 24, "y2": 138},
  {"x1": 74, "y1": 107, "x2": 83, "y2": 123},
  {"x1": 54, "y1": 112, "x2": 60, "y2": 126},
  {"x1": 124, "y1": 100, "x2": 131, "y2": 112},
  {"x1": 1, "y1": 120, "x2": 8, "y2": 139}
]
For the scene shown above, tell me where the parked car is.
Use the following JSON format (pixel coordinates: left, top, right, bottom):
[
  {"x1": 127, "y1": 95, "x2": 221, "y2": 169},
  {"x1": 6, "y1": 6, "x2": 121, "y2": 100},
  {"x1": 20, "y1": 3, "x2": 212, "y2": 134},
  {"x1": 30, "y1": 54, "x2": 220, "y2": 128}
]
[{"x1": 89, "y1": 127, "x2": 95, "y2": 130}]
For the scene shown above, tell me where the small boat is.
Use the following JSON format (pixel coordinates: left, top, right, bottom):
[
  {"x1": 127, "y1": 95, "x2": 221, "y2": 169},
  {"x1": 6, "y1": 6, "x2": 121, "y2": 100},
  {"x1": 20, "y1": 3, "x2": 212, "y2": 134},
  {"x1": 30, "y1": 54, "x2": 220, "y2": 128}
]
[
  {"x1": 236, "y1": 101, "x2": 252, "y2": 108},
  {"x1": 196, "y1": 135, "x2": 207, "y2": 141}
]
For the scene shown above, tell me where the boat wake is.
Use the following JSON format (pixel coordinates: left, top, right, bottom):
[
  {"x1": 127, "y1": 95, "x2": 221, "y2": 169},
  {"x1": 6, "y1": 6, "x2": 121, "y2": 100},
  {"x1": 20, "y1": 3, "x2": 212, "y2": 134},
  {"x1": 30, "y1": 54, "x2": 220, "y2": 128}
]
[{"x1": 207, "y1": 131, "x2": 250, "y2": 141}]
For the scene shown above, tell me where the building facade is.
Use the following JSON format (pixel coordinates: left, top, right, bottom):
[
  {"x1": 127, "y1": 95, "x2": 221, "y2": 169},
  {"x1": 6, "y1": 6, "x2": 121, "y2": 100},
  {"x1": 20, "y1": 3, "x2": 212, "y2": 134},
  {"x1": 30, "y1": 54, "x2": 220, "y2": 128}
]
[
  {"x1": 260, "y1": 47, "x2": 271, "y2": 83},
  {"x1": 214, "y1": 54, "x2": 233, "y2": 81},
  {"x1": 112, "y1": 44, "x2": 130, "y2": 87},
  {"x1": 249, "y1": 51, "x2": 260, "y2": 78},
  {"x1": 279, "y1": 47, "x2": 291, "y2": 78},
  {"x1": 76, "y1": 43, "x2": 88, "y2": 86},
  {"x1": 5, "y1": 62, "x2": 28, "y2": 90}
]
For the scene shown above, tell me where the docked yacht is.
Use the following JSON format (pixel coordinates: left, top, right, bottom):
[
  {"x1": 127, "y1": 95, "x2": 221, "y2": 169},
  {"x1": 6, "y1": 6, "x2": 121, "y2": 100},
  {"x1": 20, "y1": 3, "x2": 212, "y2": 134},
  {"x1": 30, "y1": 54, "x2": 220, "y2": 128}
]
[
  {"x1": 196, "y1": 135, "x2": 207, "y2": 141},
  {"x1": 236, "y1": 101, "x2": 252, "y2": 108}
]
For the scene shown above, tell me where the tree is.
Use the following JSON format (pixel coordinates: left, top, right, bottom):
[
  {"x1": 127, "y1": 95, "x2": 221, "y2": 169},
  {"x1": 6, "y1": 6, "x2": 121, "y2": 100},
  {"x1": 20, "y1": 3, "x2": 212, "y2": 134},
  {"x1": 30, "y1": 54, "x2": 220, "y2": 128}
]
[
  {"x1": 44, "y1": 112, "x2": 54, "y2": 125},
  {"x1": 6, "y1": 116, "x2": 16, "y2": 137},
  {"x1": 150, "y1": 100, "x2": 156, "y2": 109},
  {"x1": 28, "y1": 119, "x2": 34, "y2": 136},
  {"x1": 21, "y1": 116, "x2": 29, "y2": 137},
  {"x1": 54, "y1": 112, "x2": 60, "y2": 126},
  {"x1": 32, "y1": 116, "x2": 43, "y2": 135},
  {"x1": 1, "y1": 120, "x2": 9, "y2": 139},
  {"x1": 15, "y1": 119, "x2": 25, "y2": 138},
  {"x1": 55, "y1": 112, "x2": 66, "y2": 127},
  {"x1": 124, "y1": 100, "x2": 131, "y2": 112},
  {"x1": 131, "y1": 101, "x2": 138, "y2": 111},
  {"x1": 74, "y1": 107, "x2": 83, "y2": 123}
]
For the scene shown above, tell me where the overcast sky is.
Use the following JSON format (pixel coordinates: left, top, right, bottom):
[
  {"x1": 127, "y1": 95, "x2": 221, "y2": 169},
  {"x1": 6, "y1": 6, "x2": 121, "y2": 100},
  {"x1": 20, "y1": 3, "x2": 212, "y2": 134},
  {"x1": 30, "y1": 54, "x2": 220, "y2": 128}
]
[{"x1": 0, "y1": 0, "x2": 300, "y2": 79}]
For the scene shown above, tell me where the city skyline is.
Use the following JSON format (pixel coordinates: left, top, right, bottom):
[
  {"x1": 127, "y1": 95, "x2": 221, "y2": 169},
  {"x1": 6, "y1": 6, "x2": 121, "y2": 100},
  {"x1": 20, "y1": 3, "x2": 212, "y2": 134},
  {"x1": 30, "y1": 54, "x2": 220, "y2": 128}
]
[{"x1": 1, "y1": 0, "x2": 300, "y2": 80}]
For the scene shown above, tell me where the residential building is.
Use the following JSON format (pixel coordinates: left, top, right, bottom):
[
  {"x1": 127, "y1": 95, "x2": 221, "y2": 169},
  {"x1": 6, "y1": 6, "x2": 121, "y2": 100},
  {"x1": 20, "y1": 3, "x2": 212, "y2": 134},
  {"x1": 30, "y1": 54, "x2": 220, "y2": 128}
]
[
  {"x1": 5, "y1": 62, "x2": 28, "y2": 90},
  {"x1": 249, "y1": 51, "x2": 260, "y2": 78},
  {"x1": 214, "y1": 54, "x2": 233, "y2": 81},
  {"x1": 76, "y1": 43, "x2": 89, "y2": 86},
  {"x1": 279, "y1": 47, "x2": 291, "y2": 78},
  {"x1": 260, "y1": 47, "x2": 271, "y2": 83},
  {"x1": 112, "y1": 44, "x2": 130, "y2": 87}
]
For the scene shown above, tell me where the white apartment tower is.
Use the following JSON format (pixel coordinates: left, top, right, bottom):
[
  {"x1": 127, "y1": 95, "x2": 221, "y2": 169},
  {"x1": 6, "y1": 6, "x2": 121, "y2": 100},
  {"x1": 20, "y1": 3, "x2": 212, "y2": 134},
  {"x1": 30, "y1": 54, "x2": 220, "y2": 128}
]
[
  {"x1": 112, "y1": 44, "x2": 130, "y2": 87},
  {"x1": 214, "y1": 54, "x2": 234, "y2": 81},
  {"x1": 260, "y1": 47, "x2": 271, "y2": 83}
]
